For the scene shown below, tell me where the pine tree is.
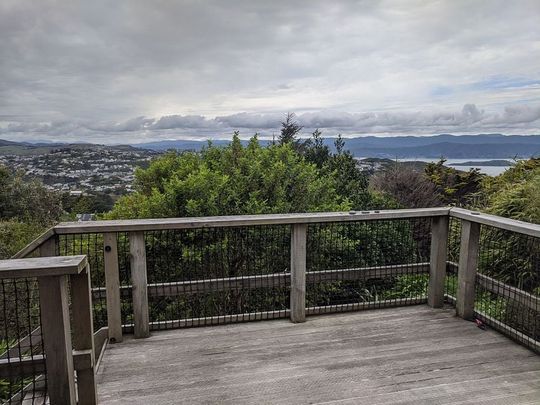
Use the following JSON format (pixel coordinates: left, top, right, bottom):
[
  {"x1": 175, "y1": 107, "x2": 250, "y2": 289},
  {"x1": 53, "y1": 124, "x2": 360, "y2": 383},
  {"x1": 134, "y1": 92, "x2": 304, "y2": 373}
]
[{"x1": 279, "y1": 113, "x2": 302, "y2": 145}]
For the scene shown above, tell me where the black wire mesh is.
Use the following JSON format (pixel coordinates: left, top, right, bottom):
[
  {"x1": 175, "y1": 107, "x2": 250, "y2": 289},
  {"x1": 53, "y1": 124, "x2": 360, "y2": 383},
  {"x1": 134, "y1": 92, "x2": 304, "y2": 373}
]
[
  {"x1": 58, "y1": 234, "x2": 107, "y2": 331},
  {"x1": 306, "y1": 218, "x2": 432, "y2": 314},
  {"x1": 5, "y1": 213, "x2": 539, "y2": 402},
  {"x1": 444, "y1": 217, "x2": 462, "y2": 304},
  {"x1": 475, "y1": 225, "x2": 539, "y2": 352},
  {"x1": 56, "y1": 219, "x2": 437, "y2": 332},
  {"x1": 55, "y1": 215, "x2": 540, "y2": 346},
  {"x1": 117, "y1": 233, "x2": 133, "y2": 334},
  {"x1": 144, "y1": 225, "x2": 291, "y2": 329},
  {"x1": 0, "y1": 278, "x2": 47, "y2": 404}
]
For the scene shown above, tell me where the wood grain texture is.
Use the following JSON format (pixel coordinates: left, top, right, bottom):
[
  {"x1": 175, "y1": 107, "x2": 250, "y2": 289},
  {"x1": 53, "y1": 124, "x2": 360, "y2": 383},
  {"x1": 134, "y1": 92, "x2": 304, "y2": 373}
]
[
  {"x1": 129, "y1": 231, "x2": 150, "y2": 338},
  {"x1": 456, "y1": 220, "x2": 481, "y2": 320},
  {"x1": 428, "y1": 216, "x2": 449, "y2": 308},
  {"x1": 38, "y1": 275, "x2": 76, "y2": 405},
  {"x1": 70, "y1": 265, "x2": 97, "y2": 405},
  {"x1": 0, "y1": 255, "x2": 87, "y2": 279},
  {"x1": 54, "y1": 208, "x2": 449, "y2": 234},
  {"x1": 0, "y1": 355, "x2": 45, "y2": 378},
  {"x1": 450, "y1": 207, "x2": 540, "y2": 238},
  {"x1": 38, "y1": 234, "x2": 56, "y2": 257},
  {"x1": 103, "y1": 232, "x2": 123, "y2": 343},
  {"x1": 119, "y1": 299, "x2": 426, "y2": 331},
  {"x1": 290, "y1": 223, "x2": 307, "y2": 323},
  {"x1": 96, "y1": 306, "x2": 540, "y2": 405}
]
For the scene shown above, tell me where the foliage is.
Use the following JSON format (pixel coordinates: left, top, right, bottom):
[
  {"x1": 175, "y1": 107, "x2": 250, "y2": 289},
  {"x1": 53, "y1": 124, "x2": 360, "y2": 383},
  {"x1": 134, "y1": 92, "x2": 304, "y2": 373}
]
[
  {"x1": 104, "y1": 130, "x2": 426, "y2": 325},
  {"x1": 424, "y1": 159, "x2": 484, "y2": 206},
  {"x1": 301, "y1": 130, "x2": 388, "y2": 210},
  {"x1": 481, "y1": 158, "x2": 540, "y2": 224},
  {"x1": 303, "y1": 129, "x2": 330, "y2": 168},
  {"x1": 62, "y1": 193, "x2": 114, "y2": 218},
  {"x1": 0, "y1": 221, "x2": 44, "y2": 260},
  {"x1": 0, "y1": 165, "x2": 64, "y2": 259},
  {"x1": 473, "y1": 158, "x2": 540, "y2": 314},
  {"x1": 0, "y1": 165, "x2": 63, "y2": 225},
  {"x1": 108, "y1": 134, "x2": 351, "y2": 219},
  {"x1": 370, "y1": 164, "x2": 442, "y2": 208},
  {"x1": 279, "y1": 112, "x2": 302, "y2": 146},
  {"x1": 381, "y1": 274, "x2": 429, "y2": 299}
]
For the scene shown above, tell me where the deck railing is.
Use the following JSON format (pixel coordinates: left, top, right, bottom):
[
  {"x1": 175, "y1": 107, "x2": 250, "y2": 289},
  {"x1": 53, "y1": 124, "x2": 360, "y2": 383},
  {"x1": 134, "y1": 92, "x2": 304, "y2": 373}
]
[
  {"x1": 446, "y1": 208, "x2": 540, "y2": 351},
  {"x1": 1, "y1": 207, "x2": 539, "y2": 404},
  {"x1": 0, "y1": 255, "x2": 97, "y2": 405}
]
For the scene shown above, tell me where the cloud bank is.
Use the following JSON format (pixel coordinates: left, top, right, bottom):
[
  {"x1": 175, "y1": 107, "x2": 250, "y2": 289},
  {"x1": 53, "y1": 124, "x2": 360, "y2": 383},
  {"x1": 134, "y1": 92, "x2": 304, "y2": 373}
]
[
  {"x1": 2, "y1": 104, "x2": 539, "y2": 144},
  {"x1": 1, "y1": 0, "x2": 539, "y2": 143}
]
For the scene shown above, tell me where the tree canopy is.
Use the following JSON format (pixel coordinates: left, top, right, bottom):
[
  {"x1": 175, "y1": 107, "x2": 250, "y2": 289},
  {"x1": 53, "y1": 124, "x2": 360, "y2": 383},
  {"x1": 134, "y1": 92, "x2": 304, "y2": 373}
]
[
  {"x1": 481, "y1": 158, "x2": 540, "y2": 223},
  {"x1": 108, "y1": 134, "x2": 361, "y2": 219},
  {"x1": 0, "y1": 165, "x2": 64, "y2": 258},
  {"x1": 0, "y1": 165, "x2": 63, "y2": 225}
]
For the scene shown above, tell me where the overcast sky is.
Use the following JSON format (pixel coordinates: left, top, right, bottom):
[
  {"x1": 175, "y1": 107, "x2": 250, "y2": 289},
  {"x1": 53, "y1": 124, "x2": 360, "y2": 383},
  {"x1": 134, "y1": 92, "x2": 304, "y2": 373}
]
[{"x1": 1, "y1": 0, "x2": 540, "y2": 144}]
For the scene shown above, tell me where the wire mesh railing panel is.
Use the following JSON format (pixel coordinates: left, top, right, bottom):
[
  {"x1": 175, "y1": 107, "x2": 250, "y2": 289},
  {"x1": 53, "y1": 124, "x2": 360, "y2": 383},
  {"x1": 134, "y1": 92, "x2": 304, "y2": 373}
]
[
  {"x1": 144, "y1": 225, "x2": 291, "y2": 329},
  {"x1": 58, "y1": 234, "x2": 107, "y2": 330},
  {"x1": 444, "y1": 217, "x2": 462, "y2": 305},
  {"x1": 0, "y1": 278, "x2": 47, "y2": 404},
  {"x1": 306, "y1": 218, "x2": 432, "y2": 314},
  {"x1": 116, "y1": 233, "x2": 133, "y2": 334},
  {"x1": 475, "y1": 225, "x2": 539, "y2": 351}
]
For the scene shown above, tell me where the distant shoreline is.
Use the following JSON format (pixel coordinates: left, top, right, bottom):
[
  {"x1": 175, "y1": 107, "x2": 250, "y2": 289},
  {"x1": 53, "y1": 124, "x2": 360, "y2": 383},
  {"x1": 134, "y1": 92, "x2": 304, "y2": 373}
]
[{"x1": 449, "y1": 160, "x2": 514, "y2": 167}]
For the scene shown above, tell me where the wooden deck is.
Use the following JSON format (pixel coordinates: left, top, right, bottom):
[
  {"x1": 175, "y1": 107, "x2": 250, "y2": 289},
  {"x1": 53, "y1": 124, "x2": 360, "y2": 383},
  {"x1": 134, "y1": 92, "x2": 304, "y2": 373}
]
[{"x1": 97, "y1": 305, "x2": 540, "y2": 404}]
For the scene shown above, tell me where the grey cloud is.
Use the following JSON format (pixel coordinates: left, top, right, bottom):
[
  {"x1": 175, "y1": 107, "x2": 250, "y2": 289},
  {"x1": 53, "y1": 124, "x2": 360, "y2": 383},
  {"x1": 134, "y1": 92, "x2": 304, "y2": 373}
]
[
  {"x1": 215, "y1": 113, "x2": 283, "y2": 129},
  {"x1": 493, "y1": 105, "x2": 540, "y2": 124},
  {"x1": 151, "y1": 115, "x2": 215, "y2": 130},
  {"x1": 1, "y1": 0, "x2": 540, "y2": 142},
  {"x1": 1, "y1": 104, "x2": 539, "y2": 144}
]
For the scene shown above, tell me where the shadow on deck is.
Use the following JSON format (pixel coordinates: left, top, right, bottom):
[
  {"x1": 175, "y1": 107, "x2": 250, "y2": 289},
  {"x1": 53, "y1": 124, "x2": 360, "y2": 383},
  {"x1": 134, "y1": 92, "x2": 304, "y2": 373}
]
[{"x1": 97, "y1": 305, "x2": 540, "y2": 405}]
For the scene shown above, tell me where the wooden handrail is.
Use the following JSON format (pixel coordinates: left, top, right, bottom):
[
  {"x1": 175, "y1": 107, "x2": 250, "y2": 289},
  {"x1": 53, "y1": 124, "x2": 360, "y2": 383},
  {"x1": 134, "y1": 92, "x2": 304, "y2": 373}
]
[
  {"x1": 53, "y1": 207, "x2": 450, "y2": 234},
  {"x1": 449, "y1": 207, "x2": 540, "y2": 238},
  {"x1": 13, "y1": 208, "x2": 540, "y2": 258},
  {"x1": 7, "y1": 207, "x2": 539, "y2": 356},
  {"x1": 0, "y1": 255, "x2": 97, "y2": 405},
  {"x1": 0, "y1": 255, "x2": 88, "y2": 279}
]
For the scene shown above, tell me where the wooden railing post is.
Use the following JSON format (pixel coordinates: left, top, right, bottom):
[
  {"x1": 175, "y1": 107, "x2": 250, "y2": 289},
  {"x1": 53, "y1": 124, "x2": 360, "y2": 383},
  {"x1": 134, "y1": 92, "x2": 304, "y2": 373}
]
[
  {"x1": 290, "y1": 224, "x2": 307, "y2": 323},
  {"x1": 428, "y1": 215, "x2": 449, "y2": 308},
  {"x1": 38, "y1": 235, "x2": 57, "y2": 257},
  {"x1": 456, "y1": 219, "x2": 481, "y2": 320},
  {"x1": 104, "y1": 232, "x2": 123, "y2": 343},
  {"x1": 70, "y1": 263, "x2": 97, "y2": 405},
  {"x1": 38, "y1": 275, "x2": 77, "y2": 404},
  {"x1": 129, "y1": 231, "x2": 150, "y2": 338},
  {"x1": 37, "y1": 236, "x2": 78, "y2": 404}
]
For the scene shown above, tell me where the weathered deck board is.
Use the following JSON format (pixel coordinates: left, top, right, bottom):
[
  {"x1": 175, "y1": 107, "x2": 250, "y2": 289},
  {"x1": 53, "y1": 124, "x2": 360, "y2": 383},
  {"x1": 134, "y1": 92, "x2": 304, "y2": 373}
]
[{"x1": 97, "y1": 305, "x2": 540, "y2": 404}]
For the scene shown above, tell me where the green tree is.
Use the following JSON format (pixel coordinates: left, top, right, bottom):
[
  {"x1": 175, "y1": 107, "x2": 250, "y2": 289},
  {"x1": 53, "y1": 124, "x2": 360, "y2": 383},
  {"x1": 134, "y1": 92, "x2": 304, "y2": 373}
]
[
  {"x1": 334, "y1": 134, "x2": 345, "y2": 155},
  {"x1": 0, "y1": 166, "x2": 63, "y2": 225},
  {"x1": 0, "y1": 165, "x2": 63, "y2": 259},
  {"x1": 370, "y1": 164, "x2": 442, "y2": 208},
  {"x1": 425, "y1": 159, "x2": 484, "y2": 206},
  {"x1": 279, "y1": 112, "x2": 302, "y2": 145},
  {"x1": 108, "y1": 135, "x2": 350, "y2": 219},
  {"x1": 303, "y1": 129, "x2": 330, "y2": 169},
  {"x1": 482, "y1": 158, "x2": 540, "y2": 223},
  {"x1": 63, "y1": 193, "x2": 114, "y2": 216}
]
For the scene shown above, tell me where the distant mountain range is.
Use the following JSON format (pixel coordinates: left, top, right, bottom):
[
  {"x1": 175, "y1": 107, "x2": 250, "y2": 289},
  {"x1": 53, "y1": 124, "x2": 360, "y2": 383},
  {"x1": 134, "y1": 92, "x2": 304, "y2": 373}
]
[
  {"x1": 1, "y1": 134, "x2": 540, "y2": 158},
  {"x1": 133, "y1": 134, "x2": 540, "y2": 158}
]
